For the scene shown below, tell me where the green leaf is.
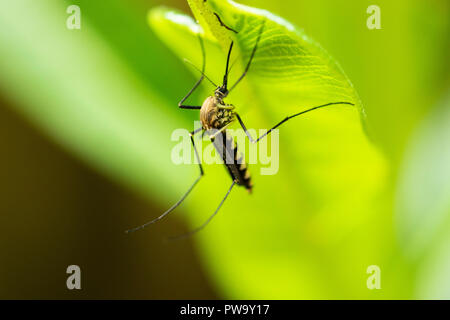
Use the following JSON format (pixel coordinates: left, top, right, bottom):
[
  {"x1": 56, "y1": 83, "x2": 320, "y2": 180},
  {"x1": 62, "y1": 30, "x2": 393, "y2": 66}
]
[
  {"x1": 395, "y1": 92, "x2": 450, "y2": 298},
  {"x1": 187, "y1": 0, "x2": 361, "y2": 107},
  {"x1": 149, "y1": 1, "x2": 388, "y2": 298}
]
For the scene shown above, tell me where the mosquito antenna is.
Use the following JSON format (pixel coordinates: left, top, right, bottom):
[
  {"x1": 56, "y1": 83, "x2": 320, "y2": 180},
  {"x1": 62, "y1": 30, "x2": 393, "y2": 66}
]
[
  {"x1": 227, "y1": 21, "x2": 265, "y2": 95},
  {"x1": 186, "y1": 34, "x2": 217, "y2": 87},
  {"x1": 183, "y1": 58, "x2": 217, "y2": 87},
  {"x1": 223, "y1": 41, "x2": 234, "y2": 90},
  {"x1": 166, "y1": 180, "x2": 236, "y2": 241},
  {"x1": 225, "y1": 55, "x2": 240, "y2": 78}
]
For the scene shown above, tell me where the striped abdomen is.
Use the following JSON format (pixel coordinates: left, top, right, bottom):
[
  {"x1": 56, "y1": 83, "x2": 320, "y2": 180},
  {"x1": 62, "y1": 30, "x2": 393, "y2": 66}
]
[{"x1": 212, "y1": 131, "x2": 252, "y2": 192}]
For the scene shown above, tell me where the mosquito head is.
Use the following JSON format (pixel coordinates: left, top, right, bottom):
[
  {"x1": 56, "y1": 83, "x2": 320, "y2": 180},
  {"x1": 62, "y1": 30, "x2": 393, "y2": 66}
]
[{"x1": 215, "y1": 85, "x2": 228, "y2": 99}]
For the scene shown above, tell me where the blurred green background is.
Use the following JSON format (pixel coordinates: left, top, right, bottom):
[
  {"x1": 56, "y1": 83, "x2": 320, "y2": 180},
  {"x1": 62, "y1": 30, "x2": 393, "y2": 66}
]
[{"x1": 0, "y1": 0, "x2": 448, "y2": 299}]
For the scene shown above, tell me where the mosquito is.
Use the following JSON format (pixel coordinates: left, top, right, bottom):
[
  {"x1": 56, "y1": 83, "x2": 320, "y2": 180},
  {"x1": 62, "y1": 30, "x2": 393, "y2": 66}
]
[{"x1": 126, "y1": 22, "x2": 354, "y2": 239}]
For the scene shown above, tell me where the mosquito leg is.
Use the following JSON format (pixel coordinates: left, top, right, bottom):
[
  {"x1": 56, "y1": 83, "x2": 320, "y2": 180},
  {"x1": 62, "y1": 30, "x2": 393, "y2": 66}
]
[
  {"x1": 125, "y1": 129, "x2": 204, "y2": 233},
  {"x1": 214, "y1": 12, "x2": 238, "y2": 34},
  {"x1": 166, "y1": 180, "x2": 236, "y2": 241},
  {"x1": 183, "y1": 58, "x2": 217, "y2": 87},
  {"x1": 235, "y1": 102, "x2": 355, "y2": 144},
  {"x1": 179, "y1": 35, "x2": 207, "y2": 110},
  {"x1": 190, "y1": 128, "x2": 204, "y2": 176},
  {"x1": 207, "y1": 123, "x2": 232, "y2": 141},
  {"x1": 222, "y1": 41, "x2": 234, "y2": 90}
]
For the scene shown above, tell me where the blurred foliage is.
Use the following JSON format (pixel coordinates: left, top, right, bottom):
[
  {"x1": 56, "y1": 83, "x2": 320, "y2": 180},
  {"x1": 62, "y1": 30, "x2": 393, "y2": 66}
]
[
  {"x1": 0, "y1": 0, "x2": 448, "y2": 299},
  {"x1": 396, "y1": 92, "x2": 450, "y2": 299}
]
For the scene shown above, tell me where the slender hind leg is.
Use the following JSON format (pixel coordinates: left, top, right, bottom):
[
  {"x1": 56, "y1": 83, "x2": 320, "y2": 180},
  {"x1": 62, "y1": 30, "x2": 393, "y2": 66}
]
[
  {"x1": 125, "y1": 128, "x2": 204, "y2": 233},
  {"x1": 167, "y1": 180, "x2": 236, "y2": 241},
  {"x1": 178, "y1": 35, "x2": 207, "y2": 110},
  {"x1": 235, "y1": 102, "x2": 355, "y2": 144}
]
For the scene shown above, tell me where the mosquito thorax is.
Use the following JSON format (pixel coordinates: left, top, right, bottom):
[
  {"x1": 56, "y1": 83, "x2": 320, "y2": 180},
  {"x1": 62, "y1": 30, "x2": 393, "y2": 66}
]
[{"x1": 200, "y1": 95, "x2": 234, "y2": 130}]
